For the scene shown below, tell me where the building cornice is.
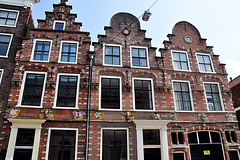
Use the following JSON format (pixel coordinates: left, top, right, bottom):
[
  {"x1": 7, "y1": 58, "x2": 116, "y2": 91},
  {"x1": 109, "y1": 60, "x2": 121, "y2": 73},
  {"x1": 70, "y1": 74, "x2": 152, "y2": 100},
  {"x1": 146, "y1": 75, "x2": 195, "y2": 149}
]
[{"x1": 0, "y1": 0, "x2": 40, "y2": 7}]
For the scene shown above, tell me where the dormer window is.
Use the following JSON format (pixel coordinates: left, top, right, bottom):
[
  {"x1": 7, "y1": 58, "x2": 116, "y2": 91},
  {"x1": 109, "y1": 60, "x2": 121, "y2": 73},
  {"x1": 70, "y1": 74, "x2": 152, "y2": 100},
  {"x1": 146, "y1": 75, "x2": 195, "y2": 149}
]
[{"x1": 53, "y1": 21, "x2": 65, "y2": 30}]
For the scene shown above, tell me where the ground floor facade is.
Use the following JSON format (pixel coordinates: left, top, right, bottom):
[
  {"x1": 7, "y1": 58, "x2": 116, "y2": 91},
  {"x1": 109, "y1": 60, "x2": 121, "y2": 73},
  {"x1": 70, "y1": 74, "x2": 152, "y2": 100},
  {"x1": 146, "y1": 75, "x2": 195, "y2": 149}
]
[{"x1": 1, "y1": 117, "x2": 240, "y2": 160}]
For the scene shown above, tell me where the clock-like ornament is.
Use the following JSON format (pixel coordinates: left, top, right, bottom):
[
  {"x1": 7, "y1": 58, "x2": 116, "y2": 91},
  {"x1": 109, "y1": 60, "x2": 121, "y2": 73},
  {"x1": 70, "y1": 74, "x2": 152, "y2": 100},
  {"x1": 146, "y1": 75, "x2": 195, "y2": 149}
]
[
  {"x1": 184, "y1": 36, "x2": 192, "y2": 43},
  {"x1": 122, "y1": 28, "x2": 130, "y2": 35}
]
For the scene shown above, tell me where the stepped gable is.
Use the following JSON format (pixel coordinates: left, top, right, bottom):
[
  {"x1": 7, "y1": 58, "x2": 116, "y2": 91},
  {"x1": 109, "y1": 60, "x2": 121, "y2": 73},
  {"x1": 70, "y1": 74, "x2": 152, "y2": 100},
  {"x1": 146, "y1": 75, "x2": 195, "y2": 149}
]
[{"x1": 37, "y1": 0, "x2": 82, "y2": 31}]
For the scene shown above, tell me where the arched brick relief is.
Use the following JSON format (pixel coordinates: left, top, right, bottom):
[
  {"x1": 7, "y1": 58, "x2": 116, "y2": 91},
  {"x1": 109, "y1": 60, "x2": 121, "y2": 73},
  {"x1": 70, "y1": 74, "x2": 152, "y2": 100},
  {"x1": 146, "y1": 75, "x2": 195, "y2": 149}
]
[
  {"x1": 200, "y1": 75, "x2": 224, "y2": 88},
  {"x1": 186, "y1": 125, "x2": 222, "y2": 133},
  {"x1": 131, "y1": 71, "x2": 158, "y2": 85},
  {"x1": 56, "y1": 65, "x2": 82, "y2": 73},
  {"x1": 95, "y1": 69, "x2": 126, "y2": 83},
  {"x1": 23, "y1": 64, "x2": 49, "y2": 72},
  {"x1": 172, "y1": 126, "x2": 183, "y2": 130}
]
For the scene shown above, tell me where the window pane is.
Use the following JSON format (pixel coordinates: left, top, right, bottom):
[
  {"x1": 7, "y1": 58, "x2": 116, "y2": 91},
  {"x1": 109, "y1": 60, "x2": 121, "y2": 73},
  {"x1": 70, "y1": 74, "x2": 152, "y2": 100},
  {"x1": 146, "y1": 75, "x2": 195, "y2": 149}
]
[
  {"x1": 198, "y1": 131, "x2": 210, "y2": 143},
  {"x1": 55, "y1": 23, "x2": 64, "y2": 30},
  {"x1": 197, "y1": 55, "x2": 204, "y2": 63},
  {"x1": 113, "y1": 57, "x2": 120, "y2": 65},
  {"x1": 105, "y1": 56, "x2": 112, "y2": 64},
  {"x1": 132, "y1": 48, "x2": 138, "y2": 57},
  {"x1": 69, "y1": 44, "x2": 76, "y2": 53},
  {"x1": 139, "y1": 49, "x2": 146, "y2": 58},
  {"x1": 105, "y1": 47, "x2": 112, "y2": 55},
  {"x1": 203, "y1": 55, "x2": 210, "y2": 63},
  {"x1": 0, "y1": 43, "x2": 9, "y2": 56},
  {"x1": 229, "y1": 151, "x2": 239, "y2": 160},
  {"x1": 178, "y1": 132, "x2": 184, "y2": 144},
  {"x1": 143, "y1": 129, "x2": 160, "y2": 145},
  {"x1": 173, "y1": 52, "x2": 180, "y2": 60},
  {"x1": 188, "y1": 132, "x2": 197, "y2": 144},
  {"x1": 132, "y1": 58, "x2": 140, "y2": 66},
  {"x1": 171, "y1": 132, "x2": 177, "y2": 144},
  {"x1": 13, "y1": 149, "x2": 32, "y2": 160},
  {"x1": 113, "y1": 47, "x2": 120, "y2": 56},
  {"x1": 211, "y1": 132, "x2": 221, "y2": 143},
  {"x1": 0, "y1": 19, "x2": 6, "y2": 25},
  {"x1": 173, "y1": 153, "x2": 185, "y2": 160},
  {"x1": 8, "y1": 12, "x2": 17, "y2": 19},
  {"x1": 225, "y1": 131, "x2": 231, "y2": 143},
  {"x1": 6, "y1": 19, "x2": 15, "y2": 25},
  {"x1": 180, "y1": 53, "x2": 187, "y2": 61},
  {"x1": 205, "y1": 64, "x2": 212, "y2": 72},
  {"x1": 0, "y1": 11, "x2": 8, "y2": 18},
  {"x1": 0, "y1": 35, "x2": 11, "y2": 43},
  {"x1": 16, "y1": 129, "x2": 35, "y2": 146},
  {"x1": 231, "y1": 131, "x2": 238, "y2": 143},
  {"x1": 144, "y1": 148, "x2": 161, "y2": 160},
  {"x1": 181, "y1": 62, "x2": 189, "y2": 70}
]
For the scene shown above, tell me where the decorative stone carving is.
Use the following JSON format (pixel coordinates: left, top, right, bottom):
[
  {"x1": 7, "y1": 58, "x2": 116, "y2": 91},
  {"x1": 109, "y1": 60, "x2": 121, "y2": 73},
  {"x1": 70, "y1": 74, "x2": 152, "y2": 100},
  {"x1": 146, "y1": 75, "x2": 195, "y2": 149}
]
[
  {"x1": 151, "y1": 112, "x2": 162, "y2": 120},
  {"x1": 91, "y1": 83, "x2": 99, "y2": 90},
  {"x1": 168, "y1": 113, "x2": 177, "y2": 121},
  {"x1": 198, "y1": 113, "x2": 208, "y2": 121},
  {"x1": 11, "y1": 78, "x2": 21, "y2": 86},
  {"x1": 72, "y1": 110, "x2": 85, "y2": 119},
  {"x1": 122, "y1": 84, "x2": 132, "y2": 91},
  {"x1": 39, "y1": 108, "x2": 54, "y2": 119},
  {"x1": 8, "y1": 107, "x2": 21, "y2": 117},
  {"x1": 122, "y1": 111, "x2": 134, "y2": 120},
  {"x1": 226, "y1": 113, "x2": 233, "y2": 122},
  {"x1": 46, "y1": 80, "x2": 56, "y2": 88},
  {"x1": 92, "y1": 111, "x2": 103, "y2": 120}
]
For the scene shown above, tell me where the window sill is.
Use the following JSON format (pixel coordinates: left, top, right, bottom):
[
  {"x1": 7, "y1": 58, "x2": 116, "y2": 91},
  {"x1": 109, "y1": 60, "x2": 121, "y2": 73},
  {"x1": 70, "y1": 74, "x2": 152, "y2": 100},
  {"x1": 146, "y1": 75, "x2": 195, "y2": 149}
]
[
  {"x1": 171, "y1": 144, "x2": 187, "y2": 148},
  {"x1": 16, "y1": 105, "x2": 42, "y2": 108}
]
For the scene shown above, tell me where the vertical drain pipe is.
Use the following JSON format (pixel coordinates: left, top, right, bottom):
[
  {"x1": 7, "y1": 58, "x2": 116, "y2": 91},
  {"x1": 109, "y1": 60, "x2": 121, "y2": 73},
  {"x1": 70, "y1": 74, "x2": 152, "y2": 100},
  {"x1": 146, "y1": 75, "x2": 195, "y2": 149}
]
[{"x1": 85, "y1": 54, "x2": 94, "y2": 160}]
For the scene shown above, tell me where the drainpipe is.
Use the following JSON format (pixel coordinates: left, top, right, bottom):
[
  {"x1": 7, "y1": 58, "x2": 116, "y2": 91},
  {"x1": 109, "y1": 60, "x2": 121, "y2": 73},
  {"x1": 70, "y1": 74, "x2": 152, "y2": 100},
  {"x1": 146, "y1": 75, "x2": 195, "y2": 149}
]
[{"x1": 85, "y1": 54, "x2": 94, "y2": 160}]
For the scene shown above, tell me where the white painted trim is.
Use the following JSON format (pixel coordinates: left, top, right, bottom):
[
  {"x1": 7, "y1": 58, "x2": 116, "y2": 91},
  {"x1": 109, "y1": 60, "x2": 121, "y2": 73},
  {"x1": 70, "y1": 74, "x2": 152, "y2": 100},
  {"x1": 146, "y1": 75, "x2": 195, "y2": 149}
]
[
  {"x1": 171, "y1": 50, "x2": 192, "y2": 72},
  {"x1": 103, "y1": 44, "x2": 123, "y2": 67},
  {"x1": 0, "y1": 69, "x2": 3, "y2": 84},
  {"x1": 132, "y1": 77, "x2": 155, "y2": 111},
  {"x1": 100, "y1": 128, "x2": 129, "y2": 160},
  {"x1": 17, "y1": 71, "x2": 47, "y2": 108},
  {"x1": 134, "y1": 120, "x2": 171, "y2": 160},
  {"x1": 234, "y1": 106, "x2": 240, "y2": 111},
  {"x1": 172, "y1": 80, "x2": 194, "y2": 112},
  {"x1": 0, "y1": 33, "x2": 13, "y2": 58},
  {"x1": 0, "y1": 0, "x2": 40, "y2": 7},
  {"x1": 0, "y1": 8, "x2": 19, "y2": 27},
  {"x1": 130, "y1": 46, "x2": 150, "y2": 69},
  {"x1": 53, "y1": 73, "x2": 80, "y2": 109},
  {"x1": 203, "y1": 82, "x2": 225, "y2": 112},
  {"x1": 58, "y1": 41, "x2": 79, "y2": 64},
  {"x1": 5, "y1": 119, "x2": 45, "y2": 160},
  {"x1": 53, "y1": 20, "x2": 66, "y2": 30},
  {"x1": 30, "y1": 39, "x2": 52, "y2": 62},
  {"x1": 99, "y1": 75, "x2": 122, "y2": 110},
  {"x1": 45, "y1": 128, "x2": 78, "y2": 160},
  {"x1": 196, "y1": 53, "x2": 215, "y2": 73}
]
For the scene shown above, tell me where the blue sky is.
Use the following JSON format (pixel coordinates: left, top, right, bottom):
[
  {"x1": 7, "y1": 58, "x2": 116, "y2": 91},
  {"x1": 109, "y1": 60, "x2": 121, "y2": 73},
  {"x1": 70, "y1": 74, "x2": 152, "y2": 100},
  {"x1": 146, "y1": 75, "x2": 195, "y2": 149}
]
[{"x1": 32, "y1": 0, "x2": 240, "y2": 79}]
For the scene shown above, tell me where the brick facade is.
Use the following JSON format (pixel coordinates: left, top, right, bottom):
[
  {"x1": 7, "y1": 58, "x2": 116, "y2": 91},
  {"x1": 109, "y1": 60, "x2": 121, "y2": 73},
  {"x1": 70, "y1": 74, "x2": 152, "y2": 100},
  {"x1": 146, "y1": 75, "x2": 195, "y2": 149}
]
[{"x1": 0, "y1": 0, "x2": 239, "y2": 160}]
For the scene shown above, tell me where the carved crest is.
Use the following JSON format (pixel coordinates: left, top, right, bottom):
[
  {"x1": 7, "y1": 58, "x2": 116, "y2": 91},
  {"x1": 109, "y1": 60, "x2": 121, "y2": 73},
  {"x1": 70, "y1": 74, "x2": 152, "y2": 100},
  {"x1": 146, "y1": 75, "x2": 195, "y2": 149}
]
[
  {"x1": 8, "y1": 107, "x2": 21, "y2": 117},
  {"x1": 39, "y1": 108, "x2": 54, "y2": 119},
  {"x1": 92, "y1": 111, "x2": 103, "y2": 120},
  {"x1": 151, "y1": 112, "x2": 162, "y2": 120},
  {"x1": 122, "y1": 111, "x2": 134, "y2": 120},
  {"x1": 73, "y1": 110, "x2": 85, "y2": 119}
]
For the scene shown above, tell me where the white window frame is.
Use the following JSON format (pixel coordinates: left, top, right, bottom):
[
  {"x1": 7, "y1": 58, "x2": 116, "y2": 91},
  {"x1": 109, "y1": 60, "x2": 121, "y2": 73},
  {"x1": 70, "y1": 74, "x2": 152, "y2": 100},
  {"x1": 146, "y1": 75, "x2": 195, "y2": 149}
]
[
  {"x1": 58, "y1": 41, "x2": 79, "y2": 64},
  {"x1": 203, "y1": 82, "x2": 225, "y2": 112},
  {"x1": 130, "y1": 46, "x2": 150, "y2": 68},
  {"x1": 171, "y1": 131, "x2": 186, "y2": 146},
  {"x1": 54, "y1": 73, "x2": 80, "y2": 109},
  {"x1": 196, "y1": 53, "x2": 215, "y2": 73},
  {"x1": 0, "y1": 33, "x2": 13, "y2": 58},
  {"x1": 132, "y1": 77, "x2": 155, "y2": 111},
  {"x1": 45, "y1": 128, "x2": 78, "y2": 160},
  {"x1": 172, "y1": 152, "x2": 186, "y2": 160},
  {"x1": 53, "y1": 20, "x2": 66, "y2": 30},
  {"x1": 5, "y1": 119, "x2": 45, "y2": 160},
  {"x1": 103, "y1": 44, "x2": 122, "y2": 67},
  {"x1": 17, "y1": 71, "x2": 47, "y2": 108},
  {"x1": 100, "y1": 128, "x2": 129, "y2": 160},
  {"x1": 134, "y1": 120, "x2": 171, "y2": 160},
  {"x1": 0, "y1": 8, "x2": 19, "y2": 27},
  {"x1": 99, "y1": 75, "x2": 122, "y2": 111},
  {"x1": 171, "y1": 50, "x2": 191, "y2": 72},
  {"x1": 0, "y1": 69, "x2": 3, "y2": 84},
  {"x1": 30, "y1": 39, "x2": 52, "y2": 62},
  {"x1": 172, "y1": 80, "x2": 194, "y2": 112},
  {"x1": 228, "y1": 150, "x2": 240, "y2": 160}
]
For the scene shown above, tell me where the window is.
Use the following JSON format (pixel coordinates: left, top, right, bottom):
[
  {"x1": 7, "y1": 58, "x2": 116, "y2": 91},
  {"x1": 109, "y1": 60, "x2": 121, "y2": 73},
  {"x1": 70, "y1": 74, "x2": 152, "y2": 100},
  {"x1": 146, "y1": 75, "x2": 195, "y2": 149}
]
[
  {"x1": 0, "y1": 69, "x2": 3, "y2": 84},
  {"x1": 204, "y1": 83, "x2": 223, "y2": 111},
  {"x1": 229, "y1": 150, "x2": 240, "y2": 160},
  {"x1": 143, "y1": 129, "x2": 161, "y2": 160},
  {"x1": 173, "y1": 153, "x2": 185, "y2": 160},
  {"x1": 56, "y1": 74, "x2": 79, "y2": 108},
  {"x1": 59, "y1": 42, "x2": 78, "y2": 63},
  {"x1": 53, "y1": 21, "x2": 65, "y2": 30},
  {"x1": 171, "y1": 132, "x2": 184, "y2": 145},
  {"x1": 0, "y1": 9, "x2": 19, "y2": 27},
  {"x1": 225, "y1": 131, "x2": 238, "y2": 143},
  {"x1": 47, "y1": 129, "x2": 77, "y2": 160},
  {"x1": 0, "y1": 34, "x2": 12, "y2": 57},
  {"x1": 188, "y1": 131, "x2": 224, "y2": 160},
  {"x1": 32, "y1": 40, "x2": 51, "y2": 61},
  {"x1": 13, "y1": 129, "x2": 35, "y2": 160},
  {"x1": 131, "y1": 47, "x2": 148, "y2": 67},
  {"x1": 133, "y1": 78, "x2": 154, "y2": 110},
  {"x1": 21, "y1": 73, "x2": 46, "y2": 107},
  {"x1": 197, "y1": 54, "x2": 214, "y2": 72},
  {"x1": 100, "y1": 76, "x2": 121, "y2": 110},
  {"x1": 104, "y1": 45, "x2": 121, "y2": 66},
  {"x1": 173, "y1": 81, "x2": 192, "y2": 111},
  {"x1": 102, "y1": 129, "x2": 127, "y2": 160},
  {"x1": 5, "y1": 119, "x2": 44, "y2": 160},
  {"x1": 172, "y1": 51, "x2": 190, "y2": 71}
]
